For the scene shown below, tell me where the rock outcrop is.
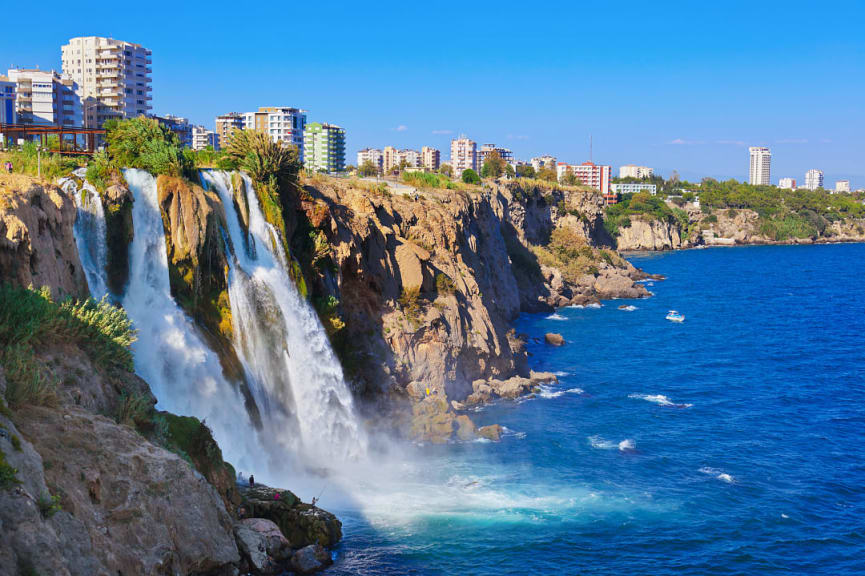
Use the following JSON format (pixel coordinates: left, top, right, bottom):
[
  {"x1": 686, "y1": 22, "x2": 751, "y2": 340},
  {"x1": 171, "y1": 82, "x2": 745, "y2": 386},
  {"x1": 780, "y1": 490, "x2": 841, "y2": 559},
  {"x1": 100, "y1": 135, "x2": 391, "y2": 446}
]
[
  {"x1": 615, "y1": 217, "x2": 684, "y2": 251},
  {"x1": 0, "y1": 174, "x2": 88, "y2": 299},
  {"x1": 239, "y1": 484, "x2": 342, "y2": 549}
]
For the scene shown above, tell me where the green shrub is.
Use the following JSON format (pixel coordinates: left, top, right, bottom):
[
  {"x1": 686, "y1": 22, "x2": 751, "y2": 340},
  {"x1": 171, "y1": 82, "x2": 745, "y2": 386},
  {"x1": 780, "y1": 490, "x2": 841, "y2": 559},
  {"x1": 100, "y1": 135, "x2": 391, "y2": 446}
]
[
  {"x1": 37, "y1": 492, "x2": 62, "y2": 518},
  {"x1": 435, "y1": 273, "x2": 456, "y2": 295},
  {"x1": 104, "y1": 117, "x2": 191, "y2": 177},
  {"x1": 398, "y1": 286, "x2": 422, "y2": 324},
  {"x1": 461, "y1": 169, "x2": 480, "y2": 185},
  {"x1": 115, "y1": 392, "x2": 153, "y2": 429},
  {"x1": 0, "y1": 450, "x2": 19, "y2": 490},
  {"x1": 402, "y1": 171, "x2": 456, "y2": 190}
]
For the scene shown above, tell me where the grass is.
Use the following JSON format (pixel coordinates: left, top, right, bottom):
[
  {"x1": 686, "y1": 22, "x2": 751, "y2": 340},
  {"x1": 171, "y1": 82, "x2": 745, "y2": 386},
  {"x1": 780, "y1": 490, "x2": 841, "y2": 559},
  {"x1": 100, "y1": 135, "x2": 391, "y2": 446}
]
[
  {"x1": 435, "y1": 273, "x2": 456, "y2": 295},
  {"x1": 401, "y1": 171, "x2": 458, "y2": 190},
  {"x1": 398, "y1": 286, "x2": 422, "y2": 325},
  {"x1": 0, "y1": 144, "x2": 85, "y2": 181},
  {"x1": 0, "y1": 285, "x2": 136, "y2": 409},
  {"x1": 0, "y1": 449, "x2": 20, "y2": 490},
  {"x1": 530, "y1": 227, "x2": 605, "y2": 282},
  {"x1": 37, "y1": 492, "x2": 62, "y2": 518},
  {"x1": 115, "y1": 392, "x2": 153, "y2": 429}
]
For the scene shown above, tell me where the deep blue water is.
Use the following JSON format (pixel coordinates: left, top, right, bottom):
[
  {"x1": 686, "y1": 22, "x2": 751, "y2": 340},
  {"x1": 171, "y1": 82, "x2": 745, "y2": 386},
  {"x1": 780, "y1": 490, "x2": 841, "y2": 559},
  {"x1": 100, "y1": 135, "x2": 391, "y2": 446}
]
[{"x1": 328, "y1": 244, "x2": 865, "y2": 575}]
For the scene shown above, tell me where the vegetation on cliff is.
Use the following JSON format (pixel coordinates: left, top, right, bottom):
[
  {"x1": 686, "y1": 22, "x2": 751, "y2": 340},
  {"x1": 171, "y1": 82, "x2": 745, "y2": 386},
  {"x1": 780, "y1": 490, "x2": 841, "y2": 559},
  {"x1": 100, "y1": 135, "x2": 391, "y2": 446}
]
[
  {"x1": 604, "y1": 192, "x2": 689, "y2": 238},
  {"x1": 0, "y1": 143, "x2": 85, "y2": 181}
]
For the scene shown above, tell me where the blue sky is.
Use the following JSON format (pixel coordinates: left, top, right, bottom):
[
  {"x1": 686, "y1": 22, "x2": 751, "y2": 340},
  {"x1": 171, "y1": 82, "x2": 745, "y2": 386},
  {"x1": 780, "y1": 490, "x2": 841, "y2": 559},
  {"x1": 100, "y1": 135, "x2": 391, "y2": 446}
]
[{"x1": 3, "y1": 0, "x2": 863, "y2": 186}]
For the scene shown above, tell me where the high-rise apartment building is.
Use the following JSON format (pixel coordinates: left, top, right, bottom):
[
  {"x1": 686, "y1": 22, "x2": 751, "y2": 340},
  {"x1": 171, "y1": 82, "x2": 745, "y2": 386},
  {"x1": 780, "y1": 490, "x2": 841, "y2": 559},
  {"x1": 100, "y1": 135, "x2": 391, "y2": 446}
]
[
  {"x1": 0, "y1": 75, "x2": 17, "y2": 125},
  {"x1": 531, "y1": 156, "x2": 557, "y2": 172},
  {"x1": 303, "y1": 122, "x2": 346, "y2": 173},
  {"x1": 357, "y1": 148, "x2": 383, "y2": 172},
  {"x1": 242, "y1": 107, "x2": 306, "y2": 159},
  {"x1": 382, "y1": 146, "x2": 421, "y2": 172},
  {"x1": 450, "y1": 136, "x2": 477, "y2": 175},
  {"x1": 778, "y1": 178, "x2": 797, "y2": 190},
  {"x1": 215, "y1": 112, "x2": 244, "y2": 150},
  {"x1": 619, "y1": 164, "x2": 654, "y2": 179},
  {"x1": 6, "y1": 69, "x2": 82, "y2": 126},
  {"x1": 61, "y1": 36, "x2": 152, "y2": 128},
  {"x1": 805, "y1": 169, "x2": 824, "y2": 190},
  {"x1": 749, "y1": 146, "x2": 771, "y2": 186},
  {"x1": 557, "y1": 161, "x2": 612, "y2": 195},
  {"x1": 191, "y1": 125, "x2": 217, "y2": 150},
  {"x1": 477, "y1": 144, "x2": 514, "y2": 172},
  {"x1": 835, "y1": 180, "x2": 850, "y2": 194},
  {"x1": 421, "y1": 146, "x2": 441, "y2": 171},
  {"x1": 152, "y1": 114, "x2": 191, "y2": 147}
]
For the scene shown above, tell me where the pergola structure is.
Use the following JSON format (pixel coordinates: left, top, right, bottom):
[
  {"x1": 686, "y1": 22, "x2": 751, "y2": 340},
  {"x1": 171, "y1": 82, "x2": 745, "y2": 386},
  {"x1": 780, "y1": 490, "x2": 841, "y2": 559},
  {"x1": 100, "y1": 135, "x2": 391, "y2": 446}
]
[{"x1": 0, "y1": 123, "x2": 106, "y2": 155}]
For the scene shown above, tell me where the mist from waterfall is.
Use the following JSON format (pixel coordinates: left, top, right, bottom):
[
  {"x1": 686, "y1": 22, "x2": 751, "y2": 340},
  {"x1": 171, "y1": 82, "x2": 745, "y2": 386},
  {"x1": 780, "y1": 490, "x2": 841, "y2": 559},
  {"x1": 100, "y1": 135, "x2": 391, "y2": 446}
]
[
  {"x1": 201, "y1": 171, "x2": 367, "y2": 467},
  {"x1": 62, "y1": 168, "x2": 109, "y2": 299},
  {"x1": 119, "y1": 168, "x2": 268, "y2": 477}
]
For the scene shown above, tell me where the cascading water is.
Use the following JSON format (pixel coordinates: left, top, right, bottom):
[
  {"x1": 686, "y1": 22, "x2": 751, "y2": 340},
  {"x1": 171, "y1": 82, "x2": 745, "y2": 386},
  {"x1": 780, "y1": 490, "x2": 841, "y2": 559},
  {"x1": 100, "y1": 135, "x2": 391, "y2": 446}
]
[
  {"x1": 119, "y1": 168, "x2": 267, "y2": 476},
  {"x1": 61, "y1": 168, "x2": 109, "y2": 299},
  {"x1": 201, "y1": 171, "x2": 366, "y2": 465}
]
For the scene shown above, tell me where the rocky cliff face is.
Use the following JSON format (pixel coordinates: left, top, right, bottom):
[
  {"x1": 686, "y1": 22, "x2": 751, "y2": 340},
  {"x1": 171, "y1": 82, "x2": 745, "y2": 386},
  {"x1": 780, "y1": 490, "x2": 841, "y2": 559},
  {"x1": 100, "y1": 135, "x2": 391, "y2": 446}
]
[
  {"x1": 0, "y1": 174, "x2": 88, "y2": 299},
  {"x1": 615, "y1": 217, "x2": 684, "y2": 251}
]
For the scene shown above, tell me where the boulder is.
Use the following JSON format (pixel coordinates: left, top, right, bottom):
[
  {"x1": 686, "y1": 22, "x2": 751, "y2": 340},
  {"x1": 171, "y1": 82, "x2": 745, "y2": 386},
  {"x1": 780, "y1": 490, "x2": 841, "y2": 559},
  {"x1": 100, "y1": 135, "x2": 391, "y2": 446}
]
[
  {"x1": 409, "y1": 396, "x2": 455, "y2": 443},
  {"x1": 455, "y1": 415, "x2": 476, "y2": 441},
  {"x1": 394, "y1": 239, "x2": 431, "y2": 292},
  {"x1": 239, "y1": 484, "x2": 342, "y2": 549},
  {"x1": 478, "y1": 424, "x2": 504, "y2": 442},
  {"x1": 290, "y1": 544, "x2": 332, "y2": 574},
  {"x1": 545, "y1": 333, "x2": 565, "y2": 346},
  {"x1": 234, "y1": 518, "x2": 291, "y2": 574}
]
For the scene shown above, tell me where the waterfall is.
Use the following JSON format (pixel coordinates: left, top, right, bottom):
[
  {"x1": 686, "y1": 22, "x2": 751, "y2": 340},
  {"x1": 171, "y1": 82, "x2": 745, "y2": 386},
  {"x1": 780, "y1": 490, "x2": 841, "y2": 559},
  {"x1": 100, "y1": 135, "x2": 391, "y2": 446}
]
[
  {"x1": 201, "y1": 171, "x2": 367, "y2": 465},
  {"x1": 61, "y1": 168, "x2": 109, "y2": 299},
  {"x1": 120, "y1": 169, "x2": 267, "y2": 476}
]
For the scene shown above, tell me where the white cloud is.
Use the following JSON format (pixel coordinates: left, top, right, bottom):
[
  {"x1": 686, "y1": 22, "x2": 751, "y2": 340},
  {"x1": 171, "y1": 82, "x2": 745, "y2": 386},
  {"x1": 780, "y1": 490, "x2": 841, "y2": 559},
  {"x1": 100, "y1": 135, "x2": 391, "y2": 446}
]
[
  {"x1": 431, "y1": 129, "x2": 452, "y2": 135},
  {"x1": 507, "y1": 134, "x2": 529, "y2": 141},
  {"x1": 716, "y1": 139, "x2": 747, "y2": 146},
  {"x1": 669, "y1": 138, "x2": 703, "y2": 145},
  {"x1": 395, "y1": 125, "x2": 408, "y2": 132}
]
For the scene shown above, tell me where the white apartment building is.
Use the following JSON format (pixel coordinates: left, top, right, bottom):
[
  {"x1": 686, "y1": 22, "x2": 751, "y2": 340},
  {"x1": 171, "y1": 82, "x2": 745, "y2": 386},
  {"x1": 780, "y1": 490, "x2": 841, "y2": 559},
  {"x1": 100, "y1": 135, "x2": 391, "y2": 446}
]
[
  {"x1": 215, "y1": 112, "x2": 244, "y2": 150},
  {"x1": 62, "y1": 36, "x2": 152, "y2": 128},
  {"x1": 357, "y1": 148, "x2": 384, "y2": 172},
  {"x1": 243, "y1": 107, "x2": 307, "y2": 160},
  {"x1": 749, "y1": 146, "x2": 771, "y2": 186},
  {"x1": 6, "y1": 69, "x2": 82, "y2": 126},
  {"x1": 778, "y1": 177, "x2": 797, "y2": 190},
  {"x1": 477, "y1": 144, "x2": 514, "y2": 171},
  {"x1": 531, "y1": 155, "x2": 556, "y2": 172},
  {"x1": 611, "y1": 183, "x2": 657, "y2": 195},
  {"x1": 421, "y1": 146, "x2": 440, "y2": 171},
  {"x1": 382, "y1": 146, "x2": 421, "y2": 172},
  {"x1": 805, "y1": 169, "x2": 824, "y2": 190},
  {"x1": 619, "y1": 164, "x2": 654, "y2": 179},
  {"x1": 450, "y1": 136, "x2": 477, "y2": 175},
  {"x1": 557, "y1": 161, "x2": 612, "y2": 195},
  {"x1": 191, "y1": 125, "x2": 217, "y2": 150},
  {"x1": 835, "y1": 180, "x2": 850, "y2": 194},
  {"x1": 0, "y1": 75, "x2": 16, "y2": 125}
]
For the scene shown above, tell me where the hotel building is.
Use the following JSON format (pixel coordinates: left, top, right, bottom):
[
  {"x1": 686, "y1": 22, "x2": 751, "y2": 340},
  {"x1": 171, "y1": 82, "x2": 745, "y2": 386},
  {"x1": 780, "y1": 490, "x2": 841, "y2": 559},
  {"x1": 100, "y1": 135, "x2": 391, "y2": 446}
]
[
  {"x1": 6, "y1": 68, "x2": 82, "y2": 126},
  {"x1": 749, "y1": 146, "x2": 771, "y2": 186},
  {"x1": 611, "y1": 183, "x2": 657, "y2": 195},
  {"x1": 835, "y1": 180, "x2": 850, "y2": 194},
  {"x1": 804, "y1": 169, "x2": 824, "y2": 190},
  {"x1": 557, "y1": 161, "x2": 612, "y2": 194},
  {"x1": 61, "y1": 36, "x2": 151, "y2": 128},
  {"x1": 619, "y1": 164, "x2": 654, "y2": 179},
  {"x1": 303, "y1": 122, "x2": 346, "y2": 173},
  {"x1": 778, "y1": 177, "x2": 797, "y2": 190}
]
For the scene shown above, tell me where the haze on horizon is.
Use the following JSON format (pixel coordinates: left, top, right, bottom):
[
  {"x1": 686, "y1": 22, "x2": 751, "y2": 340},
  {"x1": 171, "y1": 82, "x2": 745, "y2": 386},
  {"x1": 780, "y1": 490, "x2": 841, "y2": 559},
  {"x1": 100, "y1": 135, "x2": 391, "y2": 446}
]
[{"x1": 3, "y1": 0, "x2": 863, "y2": 187}]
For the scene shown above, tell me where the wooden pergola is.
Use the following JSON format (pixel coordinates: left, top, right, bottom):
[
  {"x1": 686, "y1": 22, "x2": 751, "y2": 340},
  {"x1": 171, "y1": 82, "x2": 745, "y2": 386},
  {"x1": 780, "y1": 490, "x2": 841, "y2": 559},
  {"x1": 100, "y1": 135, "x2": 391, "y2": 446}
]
[{"x1": 0, "y1": 123, "x2": 106, "y2": 155}]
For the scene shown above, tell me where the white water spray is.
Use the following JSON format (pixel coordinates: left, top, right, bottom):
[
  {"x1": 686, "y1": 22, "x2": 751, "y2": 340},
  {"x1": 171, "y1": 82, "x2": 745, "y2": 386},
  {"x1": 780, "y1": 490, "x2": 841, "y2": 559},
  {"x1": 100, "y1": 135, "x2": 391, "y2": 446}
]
[
  {"x1": 201, "y1": 171, "x2": 366, "y2": 466},
  {"x1": 120, "y1": 169, "x2": 267, "y2": 476},
  {"x1": 61, "y1": 169, "x2": 109, "y2": 298}
]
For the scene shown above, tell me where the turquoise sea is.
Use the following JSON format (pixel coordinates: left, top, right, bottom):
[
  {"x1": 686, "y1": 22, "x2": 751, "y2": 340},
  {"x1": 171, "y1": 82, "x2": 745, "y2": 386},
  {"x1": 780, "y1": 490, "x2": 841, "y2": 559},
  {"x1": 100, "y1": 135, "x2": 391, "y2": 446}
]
[{"x1": 329, "y1": 244, "x2": 865, "y2": 575}]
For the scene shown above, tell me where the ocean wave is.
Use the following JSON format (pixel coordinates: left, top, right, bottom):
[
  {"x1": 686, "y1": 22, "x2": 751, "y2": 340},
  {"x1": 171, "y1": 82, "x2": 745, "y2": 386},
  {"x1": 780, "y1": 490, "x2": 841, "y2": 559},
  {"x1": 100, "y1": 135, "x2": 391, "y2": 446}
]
[
  {"x1": 629, "y1": 393, "x2": 692, "y2": 408},
  {"x1": 567, "y1": 302, "x2": 602, "y2": 309},
  {"x1": 700, "y1": 467, "x2": 736, "y2": 483},
  {"x1": 546, "y1": 313, "x2": 568, "y2": 321},
  {"x1": 502, "y1": 426, "x2": 526, "y2": 440},
  {"x1": 553, "y1": 370, "x2": 570, "y2": 377},
  {"x1": 538, "y1": 385, "x2": 584, "y2": 399},
  {"x1": 618, "y1": 305, "x2": 638, "y2": 311},
  {"x1": 588, "y1": 435, "x2": 636, "y2": 452}
]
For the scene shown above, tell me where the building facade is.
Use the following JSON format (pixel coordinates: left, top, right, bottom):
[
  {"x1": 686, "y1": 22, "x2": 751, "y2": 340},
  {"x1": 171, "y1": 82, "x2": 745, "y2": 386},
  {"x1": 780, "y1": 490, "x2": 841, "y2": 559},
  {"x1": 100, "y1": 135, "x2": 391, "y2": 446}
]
[
  {"x1": 835, "y1": 180, "x2": 850, "y2": 194},
  {"x1": 749, "y1": 146, "x2": 771, "y2": 186},
  {"x1": 477, "y1": 144, "x2": 514, "y2": 171},
  {"x1": 303, "y1": 122, "x2": 346, "y2": 173},
  {"x1": 242, "y1": 107, "x2": 307, "y2": 159},
  {"x1": 805, "y1": 169, "x2": 824, "y2": 190},
  {"x1": 619, "y1": 164, "x2": 654, "y2": 179},
  {"x1": 382, "y1": 146, "x2": 421, "y2": 172},
  {"x1": 357, "y1": 148, "x2": 383, "y2": 172},
  {"x1": 611, "y1": 183, "x2": 658, "y2": 195},
  {"x1": 778, "y1": 177, "x2": 797, "y2": 190},
  {"x1": 421, "y1": 146, "x2": 441, "y2": 171},
  {"x1": 450, "y1": 136, "x2": 477, "y2": 175},
  {"x1": 152, "y1": 114, "x2": 191, "y2": 147},
  {"x1": 557, "y1": 161, "x2": 612, "y2": 195},
  {"x1": 531, "y1": 155, "x2": 557, "y2": 172},
  {"x1": 215, "y1": 112, "x2": 244, "y2": 150},
  {"x1": 0, "y1": 75, "x2": 16, "y2": 125},
  {"x1": 6, "y1": 69, "x2": 82, "y2": 126},
  {"x1": 61, "y1": 36, "x2": 152, "y2": 128},
  {"x1": 191, "y1": 125, "x2": 217, "y2": 150}
]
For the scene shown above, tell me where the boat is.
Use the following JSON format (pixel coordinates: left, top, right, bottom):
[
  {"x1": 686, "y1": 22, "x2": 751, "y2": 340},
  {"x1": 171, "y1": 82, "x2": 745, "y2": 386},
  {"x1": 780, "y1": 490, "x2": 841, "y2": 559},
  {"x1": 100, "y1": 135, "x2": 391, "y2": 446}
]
[{"x1": 665, "y1": 310, "x2": 685, "y2": 322}]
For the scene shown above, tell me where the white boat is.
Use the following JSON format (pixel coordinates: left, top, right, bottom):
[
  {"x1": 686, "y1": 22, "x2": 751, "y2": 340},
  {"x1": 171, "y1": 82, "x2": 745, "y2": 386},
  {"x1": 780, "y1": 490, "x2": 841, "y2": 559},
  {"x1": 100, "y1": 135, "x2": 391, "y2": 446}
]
[{"x1": 665, "y1": 310, "x2": 685, "y2": 322}]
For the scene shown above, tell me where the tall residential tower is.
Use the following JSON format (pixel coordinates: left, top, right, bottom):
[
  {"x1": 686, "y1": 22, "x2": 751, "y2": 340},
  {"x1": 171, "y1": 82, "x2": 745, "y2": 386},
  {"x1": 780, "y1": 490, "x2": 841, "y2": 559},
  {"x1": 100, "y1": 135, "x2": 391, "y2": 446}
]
[
  {"x1": 748, "y1": 146, "x2": 771, "y2": 186},
  {"x1": 61, "y1": 36, "x2": 152, "y2": 128},
  {"x1": 303, "y1": 122, "x2": 346, "y2": 173}
]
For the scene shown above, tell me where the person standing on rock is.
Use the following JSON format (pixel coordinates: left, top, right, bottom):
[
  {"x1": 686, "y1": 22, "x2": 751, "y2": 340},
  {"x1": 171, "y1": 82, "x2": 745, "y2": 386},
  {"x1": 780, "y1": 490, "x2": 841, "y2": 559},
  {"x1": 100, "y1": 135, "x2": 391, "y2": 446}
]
[{"x1": 249, "y1": 474, "x2": 255, "y2": 487}]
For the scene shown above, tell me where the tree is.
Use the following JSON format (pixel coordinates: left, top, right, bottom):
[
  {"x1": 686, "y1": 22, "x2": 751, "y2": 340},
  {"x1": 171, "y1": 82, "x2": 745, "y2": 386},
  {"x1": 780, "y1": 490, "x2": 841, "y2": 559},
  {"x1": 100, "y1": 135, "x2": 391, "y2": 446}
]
[
  {"x1": 537, "y1": 167, "x2": 558, "y2": 183},
  {"x1": 103, "y1": 116, "x2": 190, "y2": 177},
  {"x1": 439, "y1": 164, "x2": 453, "y2": 178},
  {"x1": 516, "y1": 164, "x2": 535, "y2": 179},
  {"x1": 505, "y1": 164, "x2": 515, "y2": 178},
  {"x1": 480, "y1": 150, "x2": 506, "y2": 178},
  {"x1": 461, "y1": 169, "x2": 480, "y2": 184},
  {"x1": 562, "y1": 171, "x2": 581, "y2": 186},
  {"x1": 224, "y1": 128, "x2": 301, "y2": 185},
  {"x1": 358, "y1": 160, "x2": 379, "y2": 177}
]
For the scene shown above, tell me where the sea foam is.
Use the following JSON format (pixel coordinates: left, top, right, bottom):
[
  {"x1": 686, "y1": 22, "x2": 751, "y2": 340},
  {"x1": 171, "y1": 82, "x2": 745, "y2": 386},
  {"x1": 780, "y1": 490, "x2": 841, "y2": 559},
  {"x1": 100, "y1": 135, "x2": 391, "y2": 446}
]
[{"x1": 629, "y1": 393, "x2": 692, "y2": 408}]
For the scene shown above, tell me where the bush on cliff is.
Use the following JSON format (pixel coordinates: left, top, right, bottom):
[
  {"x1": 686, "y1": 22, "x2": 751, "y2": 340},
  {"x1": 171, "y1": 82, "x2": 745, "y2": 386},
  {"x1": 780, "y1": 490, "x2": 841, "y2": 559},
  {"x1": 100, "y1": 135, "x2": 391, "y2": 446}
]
[
  {"x1": 103, "y1": 117, "x2": 192, "y2": 178},
  {"x1": 0, "y1": 144, "x2": 84, "y2": 181},
  {"x1": 530, "y1": 227, "x2": 605, "y2": 282},
  {"x1": 0, "y1": 285, "x2": 137, "y2": 408}
]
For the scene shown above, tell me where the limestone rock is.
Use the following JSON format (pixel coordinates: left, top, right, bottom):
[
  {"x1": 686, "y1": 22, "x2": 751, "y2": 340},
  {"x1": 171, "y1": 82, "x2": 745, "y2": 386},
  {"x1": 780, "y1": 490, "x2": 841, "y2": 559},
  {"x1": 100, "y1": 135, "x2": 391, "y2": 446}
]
[
  {"x1": 239, "y1": 484, "x2": 342, "y2": 549},
  {"x1": 545, "y1": 333, "x2": 565, "y2": 346},
  {"x1": 478, "y1": 424, "x2": 504, "y2": 442},
  {"x1": 615, "y1": 217, "x2": 683, "y2": 251},
  {"x1": 290, "y1": 544, "x2": 332, "y2": 574},
  {"x1": 234, "y1": 518, "x2": 291, "y2": 573},
  {"x1": 455, "y1": 414, "x2": 476, "y2": 441},
  {"x1": 409, "y1": 396, "x2": 455, "y2": 443}
]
